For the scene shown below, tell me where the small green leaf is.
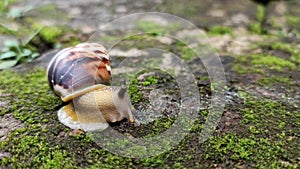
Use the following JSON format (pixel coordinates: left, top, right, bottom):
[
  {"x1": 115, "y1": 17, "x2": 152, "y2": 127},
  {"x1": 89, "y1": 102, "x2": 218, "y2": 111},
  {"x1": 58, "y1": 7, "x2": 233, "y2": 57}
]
[
  {"x1": 7, "y1": 8, "x2": 21, "y2": 18},
  {"x1": 21, "y1": 49, "x2": 32, "y2": 57},
  {"x1": 31, "y1": 52, "x2": 39, "y2": 59},
  {"x1": 1, "y1": 47, "x2": 10, "y2": 52},
  {"x1": 7, "y1": 5, "x2": 33, "y2": 18},
  {"x1": 4, "y1": 40, "x2": 18, "y2": 47},
  {"x1": 0, "y1": 60, "x2": 18, "y2": 69},
  {"x1": 0, "y1": 51, "x2": 16, "y2": 59}
]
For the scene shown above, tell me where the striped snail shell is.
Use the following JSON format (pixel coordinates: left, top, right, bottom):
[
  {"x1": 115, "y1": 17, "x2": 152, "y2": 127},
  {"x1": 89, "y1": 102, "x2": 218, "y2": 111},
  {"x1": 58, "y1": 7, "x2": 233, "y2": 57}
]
[
  {"x1": 47, "y1": 43, "x2": 111, "y2": 102},
  {"x1": 47, "y1": 43, "x2": 135, "y2": 131}
]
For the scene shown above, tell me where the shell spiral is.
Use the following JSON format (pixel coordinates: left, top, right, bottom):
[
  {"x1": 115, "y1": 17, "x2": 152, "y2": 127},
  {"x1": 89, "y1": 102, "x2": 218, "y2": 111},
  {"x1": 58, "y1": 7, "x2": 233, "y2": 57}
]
[{"x1": 47, "y1": 43, "x2": 111, "y2": 102}]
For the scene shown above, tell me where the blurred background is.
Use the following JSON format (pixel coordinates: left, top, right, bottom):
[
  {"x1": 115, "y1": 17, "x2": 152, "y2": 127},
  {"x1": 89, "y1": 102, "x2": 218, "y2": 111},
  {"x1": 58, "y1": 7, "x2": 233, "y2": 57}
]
[{"x1": 0, "y1": 0, "x2": 299, "y2": 69}]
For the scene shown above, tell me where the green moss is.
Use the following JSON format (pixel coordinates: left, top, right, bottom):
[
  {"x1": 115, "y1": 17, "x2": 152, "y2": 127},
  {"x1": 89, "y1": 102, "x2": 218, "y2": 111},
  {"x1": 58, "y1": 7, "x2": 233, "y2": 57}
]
[
  {"x1": 291, "y1": 53, "x2": 300, "y2": 64},
  {"x1": 249, "y1": 5, "x2": 266, "y2": 34},
  {"x1": 256, "y1": 5, "x2": 265, "y2": 23},
  {"x1": 1, "y1": 130, "x2": 75, "y2": 168},
  {"x1": 36, "y1": 26, "x2": 63, "y2": 44},
  {"x1": 250, "y1": 54, "x2": 295, "y2": 71},
  {"x1": 0, "y1": 24, "x2": 17, "y2": 35},
  {"x1": 116, "y1": 34, "x2": 165, "y2": 51},
  {"x1": 269, "y1": 16, "x2": 281, "y2": 30},
  {"x1": 257, "y1": 76, "x2": 292, "y2": 86},
  {"x1": 140, "y1": 155, "x2": 164, "y2": 167},
  {"x1": 41, "y1": 26, "x2": 63, "y2": 43},
  {"x1": 249, "y1": 22, "x2": 263, "y2": 34},
  {"x1": 136, "y1": 21, "x2": 182, "y2": 36},
  {"x1": 240, "y1": 96, "x2": 300, "y2": 139},
  {"x1": 0, "y1": 70, "x2": 61, "y2": 116},
  {"x1": 207, "y1": 134, "x2": 291, "y2": 168},
  {"x1": 142, "y1": 76, "x2": 159, "y2": 86},
  {"x1": 265, "y1": 42, "x2": 300, "y2": 64},
  {"x1": 0, "y1": 0, "x2": 18, "y2": 14},
  {"x1": 208, "y1": 26, "x2": 232, "y2": 36},
  {"x1": 146, "y1": 117, "x2": 175, "y2": 138},
  {"x1": 259, "y1": 42, "x2": 298, "y2": 55},
  {"x1": 0, "y1": 70, "x2": 68, "y2": 168},
  {"x1": 256, "y1": 41, "x2": 300, "y2": 66},
  {"x1": 286, "y1": 15, "x2": 300, "y2": 27},
  {"x1": 181, "y1": 46, "x2": 196, "y2": 61},
  {"x1": 173, "y1": 41, "x2": 197, "y2": 61},
  {"x1": 41, "y1": 150, "x2": 75, "y2": 169},
  {"x1": 128, "y1": 78, "x2": 144, "y2": 104},
  {"x1": 0, "y1": 62, "x2": 299, "y2": 167},
  {"x1": 233, "y1": 64, "x2": 261, "y2": 74},
  {"x1": 233, "y1": 94, "x2": 300, "y2": 167},
  {"x1": 233, "y1": 53, "x2": 296, "y2": 74},
  {"x1": 269, "y1": 43, "x2": 296, "y2": 54},
  {"x1": 127, "y1": 70, "x2": 171, "y2": 103},
  {"x1": 137, "y1": 21, "x2": 164, "y2": 35}
]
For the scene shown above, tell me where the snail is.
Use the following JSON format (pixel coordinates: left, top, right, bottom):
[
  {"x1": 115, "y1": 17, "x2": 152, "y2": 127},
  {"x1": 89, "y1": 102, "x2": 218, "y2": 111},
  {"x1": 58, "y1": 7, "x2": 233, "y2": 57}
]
[{"x1": 47, "y1": 43, "x2": 135, "y2": 131}]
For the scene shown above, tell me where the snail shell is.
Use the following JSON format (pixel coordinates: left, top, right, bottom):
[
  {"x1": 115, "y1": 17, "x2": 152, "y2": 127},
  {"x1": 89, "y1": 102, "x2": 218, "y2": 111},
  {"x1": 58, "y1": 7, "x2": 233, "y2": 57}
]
[
  {"x1": 47, "y1": 43, "x2": 111, "y2": 102},
  {"x1": 47, "y1": 43, "x2": 135, "y2": 131}
]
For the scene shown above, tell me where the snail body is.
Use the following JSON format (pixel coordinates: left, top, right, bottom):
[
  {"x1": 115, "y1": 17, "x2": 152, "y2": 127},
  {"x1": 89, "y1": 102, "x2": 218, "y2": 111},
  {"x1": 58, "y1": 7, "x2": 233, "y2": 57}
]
[{"x1": 47, "y1": 43, "x2": 134, "y2": 131}]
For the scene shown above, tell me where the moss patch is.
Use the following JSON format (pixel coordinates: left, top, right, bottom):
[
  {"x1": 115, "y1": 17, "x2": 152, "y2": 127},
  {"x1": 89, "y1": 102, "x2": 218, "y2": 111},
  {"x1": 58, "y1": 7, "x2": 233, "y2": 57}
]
[
  {"x1": 0, "y1": 0, "x2": 19, "y2": 14},
  {"x1": 203, "y1": 92, "x2": 300, "y2": 168},
  {"x1": 0, "y1": 70, "x2": 68, "y2": 168},
  {"x1": 173, "y1": 41, "x2": 197, "y2": 61},
  {"x1": 128, "y1": 78, "x2": 144, "y2": 104},
  {"x1": 233, "y1": 39, "x2": 300, "y2": 75},
  {"x1": 286, "y1": 15, "x2": 300, "y2": 36},
  {"x1": 240, "y1": 97, "x2": 299, "y2": 136},
  {"x1": 257, "y1": 76, "x2": 292, "y2": 86},
  {"x1": 237, "y1": 95, "x2": 300, "y2": 166},
  {"x1": 250, "y1": 54, "x2": 295, "y2": 71},
  {"x1": 0, "y1": 70, "x2": 61, "y2": 119},
  {"x1": 260, "y1": 42, "x2": 300, "y2": 64},
  {"x1": 38, "y1": 26, "x2": 63, "y2": 44},
  {"x1": 249, "y1": 4, "x2": 266, "y2": 34},
  {"x1": 233, "y1": 53, "x2": 296, "y2": 74},
  {"x1": 115, "y1": 34, "x2": 166, "y2": 51},
  {"x1": 207, "y1": 26, "x2": 232, "y2": 36},
  {"x1": 206, "y1": 134, "x2": 294, "y2": 168},
  {"x1": 0, "y1": 60, "x2": 299, "y2": 168},
  {"x1": 137, "y1": 21, "x2": 164, "y2": 35}
]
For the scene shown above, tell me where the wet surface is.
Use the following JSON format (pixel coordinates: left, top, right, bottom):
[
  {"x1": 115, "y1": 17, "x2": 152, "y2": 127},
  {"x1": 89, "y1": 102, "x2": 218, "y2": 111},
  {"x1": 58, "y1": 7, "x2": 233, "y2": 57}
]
[{"x1": 0, "y1": 114, "x2": 25, "y2": 141}]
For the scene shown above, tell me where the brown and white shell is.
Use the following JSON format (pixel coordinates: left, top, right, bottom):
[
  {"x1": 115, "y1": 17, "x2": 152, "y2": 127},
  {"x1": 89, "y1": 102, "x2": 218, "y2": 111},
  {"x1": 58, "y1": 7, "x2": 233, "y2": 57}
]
[{"x1": 47, "y1": 43, "x2": 111, "y2": 102}]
